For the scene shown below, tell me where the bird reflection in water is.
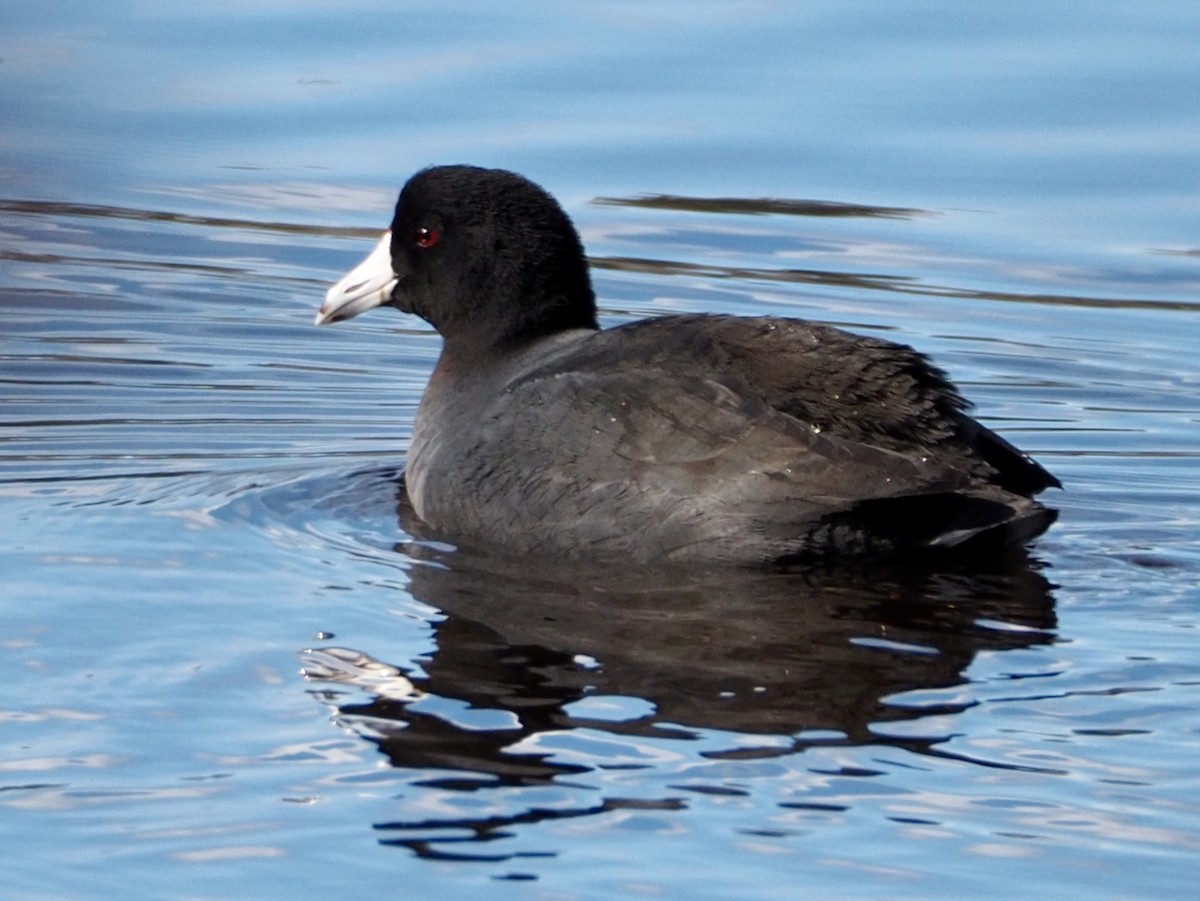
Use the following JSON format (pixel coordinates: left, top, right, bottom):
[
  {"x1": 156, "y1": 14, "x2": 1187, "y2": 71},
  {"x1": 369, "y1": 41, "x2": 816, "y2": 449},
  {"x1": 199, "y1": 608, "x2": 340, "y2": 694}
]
[{"x1": 301, "y1": 477, "x2": 1057, "y2": 861}]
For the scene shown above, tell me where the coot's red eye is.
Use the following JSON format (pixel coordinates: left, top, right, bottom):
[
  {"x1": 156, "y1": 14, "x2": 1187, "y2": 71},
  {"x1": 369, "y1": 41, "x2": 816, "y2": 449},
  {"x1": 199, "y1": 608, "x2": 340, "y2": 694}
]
[{"x1": 415, "y1": 226, "x2": 440, "y2": 249}]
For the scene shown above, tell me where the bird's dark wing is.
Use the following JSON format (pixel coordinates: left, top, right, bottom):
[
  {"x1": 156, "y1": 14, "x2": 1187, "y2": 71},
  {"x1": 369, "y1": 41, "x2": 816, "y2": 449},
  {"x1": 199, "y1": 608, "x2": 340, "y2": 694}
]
[
  {"x1": 494, "y1": 351, "x2": 1010, "y2": 562},
  {"x1": 574, "y1": 314, "x2": 1059, "y2": 495}
]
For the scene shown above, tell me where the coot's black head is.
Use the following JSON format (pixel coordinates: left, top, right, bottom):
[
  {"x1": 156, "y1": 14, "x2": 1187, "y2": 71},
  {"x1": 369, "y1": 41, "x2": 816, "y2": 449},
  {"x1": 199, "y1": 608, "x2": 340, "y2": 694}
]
[{"x1": 316, "y1": 165, "x2": 598, "y2": 350}]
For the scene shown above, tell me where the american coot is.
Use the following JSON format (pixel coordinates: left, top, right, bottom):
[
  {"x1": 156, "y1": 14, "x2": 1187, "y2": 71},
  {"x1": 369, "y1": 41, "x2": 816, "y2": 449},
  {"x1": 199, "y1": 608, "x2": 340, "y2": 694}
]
[{"x1": 316, "y1": 165, "x2": 1059, "y2": 565}]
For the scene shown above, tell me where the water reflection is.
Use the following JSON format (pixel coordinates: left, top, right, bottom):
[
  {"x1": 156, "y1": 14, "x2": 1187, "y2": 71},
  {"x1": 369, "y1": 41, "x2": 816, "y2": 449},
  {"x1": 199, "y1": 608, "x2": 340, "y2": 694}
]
[
  {"x1": 0, "y1": 198, "x2": 378, "y2": 240},
  {"x1": 595, "y1": 192, "x2": 928, "y2": 219},
  {"x1": 302, "y1": 480, "x2": 1057, "y2": 859},
  {"x1": 6, "y1": 196, "x2": 1192, "y2": 317},
  {"x1": 590, "y1": 254, "x2": 1200, "y2": 313},
  {"x1": 592, "y1": 253, "x2": 916, "y2": 294}
]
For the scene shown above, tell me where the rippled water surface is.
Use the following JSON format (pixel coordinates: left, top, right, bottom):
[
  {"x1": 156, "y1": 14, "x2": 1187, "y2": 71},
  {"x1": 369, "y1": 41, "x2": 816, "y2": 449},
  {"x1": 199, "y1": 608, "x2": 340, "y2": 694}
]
[{"x1": 3, "y1": 3, "x2": 1200, "y2": 899}]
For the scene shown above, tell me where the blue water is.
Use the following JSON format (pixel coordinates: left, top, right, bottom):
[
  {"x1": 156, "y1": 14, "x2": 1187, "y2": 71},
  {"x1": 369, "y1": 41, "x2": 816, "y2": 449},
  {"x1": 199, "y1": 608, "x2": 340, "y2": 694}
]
[{"x1": 2, "y1": 3, "x2": 1199, "y2": 898}]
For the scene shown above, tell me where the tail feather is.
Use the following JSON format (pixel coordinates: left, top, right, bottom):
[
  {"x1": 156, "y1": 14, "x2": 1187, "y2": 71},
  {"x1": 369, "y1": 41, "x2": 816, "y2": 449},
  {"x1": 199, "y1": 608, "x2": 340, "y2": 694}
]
[{"x1": 803, "y1": 491, "x2": 1056, "y2": 559}]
